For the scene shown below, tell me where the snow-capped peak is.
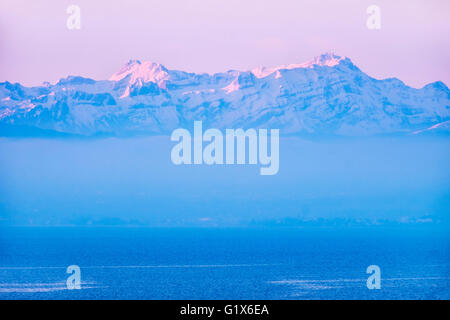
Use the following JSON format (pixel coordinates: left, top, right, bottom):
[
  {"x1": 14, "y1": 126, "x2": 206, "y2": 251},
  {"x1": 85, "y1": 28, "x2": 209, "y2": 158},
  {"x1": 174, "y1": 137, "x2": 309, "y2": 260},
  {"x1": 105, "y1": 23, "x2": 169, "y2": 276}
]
[
  {"x1": 252, "y1": 53, "x2": 347, "y2": 78},
  {"x1": 110, "y1": 60, "x2": 170, "y2": 85},
  {"x1": 307, "y1": 52, "x2": 345, "y2": 67},
  {"x1": 110, "y1": 60, "x2": 170, "y2": 97}
]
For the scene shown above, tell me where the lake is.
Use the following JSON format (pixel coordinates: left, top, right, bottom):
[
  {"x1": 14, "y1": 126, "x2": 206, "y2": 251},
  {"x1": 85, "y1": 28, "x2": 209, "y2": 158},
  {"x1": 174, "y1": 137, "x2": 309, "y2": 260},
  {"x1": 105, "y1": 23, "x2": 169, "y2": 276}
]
[{"x1": 0, "y1": 226, "x2": 448, "y2": 299}]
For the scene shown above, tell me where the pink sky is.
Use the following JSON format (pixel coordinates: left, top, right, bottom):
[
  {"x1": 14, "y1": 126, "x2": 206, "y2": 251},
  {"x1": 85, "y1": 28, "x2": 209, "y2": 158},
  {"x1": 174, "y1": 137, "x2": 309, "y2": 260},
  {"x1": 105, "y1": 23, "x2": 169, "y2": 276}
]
[{"x1": 0, "y1": 0, "x2": 449, "y2": 88}]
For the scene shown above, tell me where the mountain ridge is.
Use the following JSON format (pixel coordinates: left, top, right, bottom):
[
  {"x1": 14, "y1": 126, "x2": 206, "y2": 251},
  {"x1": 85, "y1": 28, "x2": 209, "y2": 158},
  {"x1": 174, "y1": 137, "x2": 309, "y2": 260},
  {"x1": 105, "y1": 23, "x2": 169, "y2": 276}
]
[{"x1": 1, "y1": 53, "x2": 449, "y2": 137}]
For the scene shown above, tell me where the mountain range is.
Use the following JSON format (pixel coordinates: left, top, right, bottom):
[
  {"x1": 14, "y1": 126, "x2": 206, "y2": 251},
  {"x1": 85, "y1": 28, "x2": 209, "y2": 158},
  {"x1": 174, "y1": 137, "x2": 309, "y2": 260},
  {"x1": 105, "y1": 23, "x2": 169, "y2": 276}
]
[{"x1": 0, "y1": 53, "x2": 449, "y2": 137}]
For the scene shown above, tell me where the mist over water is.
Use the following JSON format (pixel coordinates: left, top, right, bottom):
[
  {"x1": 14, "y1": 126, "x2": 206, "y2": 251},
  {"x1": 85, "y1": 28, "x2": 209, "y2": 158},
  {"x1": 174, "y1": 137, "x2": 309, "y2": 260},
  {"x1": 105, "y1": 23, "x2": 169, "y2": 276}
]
[
  {"x1": 0, "y1": 136, "x2": 448, "y2": 227},
  {"x1": 0, "y1": 136, "x2": 449, "y2": 300}
]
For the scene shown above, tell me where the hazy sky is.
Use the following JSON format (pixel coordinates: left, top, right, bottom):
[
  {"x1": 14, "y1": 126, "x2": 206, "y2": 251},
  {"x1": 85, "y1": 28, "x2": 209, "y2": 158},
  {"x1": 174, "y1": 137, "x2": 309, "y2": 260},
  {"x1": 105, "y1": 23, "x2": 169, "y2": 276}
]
[{"x1": 0, "y1": 0, "x2": 449, "y2": 88}]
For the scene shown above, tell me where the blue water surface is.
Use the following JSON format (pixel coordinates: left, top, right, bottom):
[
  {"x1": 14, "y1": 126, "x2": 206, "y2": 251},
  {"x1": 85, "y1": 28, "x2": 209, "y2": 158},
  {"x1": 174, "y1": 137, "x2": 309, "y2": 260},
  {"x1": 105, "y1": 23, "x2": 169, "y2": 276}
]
[{"x1": 0, "y1": 226, "x2": 448, "y2": 300}]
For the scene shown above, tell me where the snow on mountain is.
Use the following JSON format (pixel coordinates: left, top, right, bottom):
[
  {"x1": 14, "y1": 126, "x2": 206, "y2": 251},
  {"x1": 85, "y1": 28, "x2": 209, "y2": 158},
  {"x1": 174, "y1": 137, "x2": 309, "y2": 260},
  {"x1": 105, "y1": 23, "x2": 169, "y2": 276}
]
[
  {"x1": 109, "y1": 60, "x2": 171, "y2": 98},
  {"x1": 0, "y1": 53, "x2": 449, "y2": 137},
  {"x1": 251, "y1": 52, "x2": 346, "y2": 78}
]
